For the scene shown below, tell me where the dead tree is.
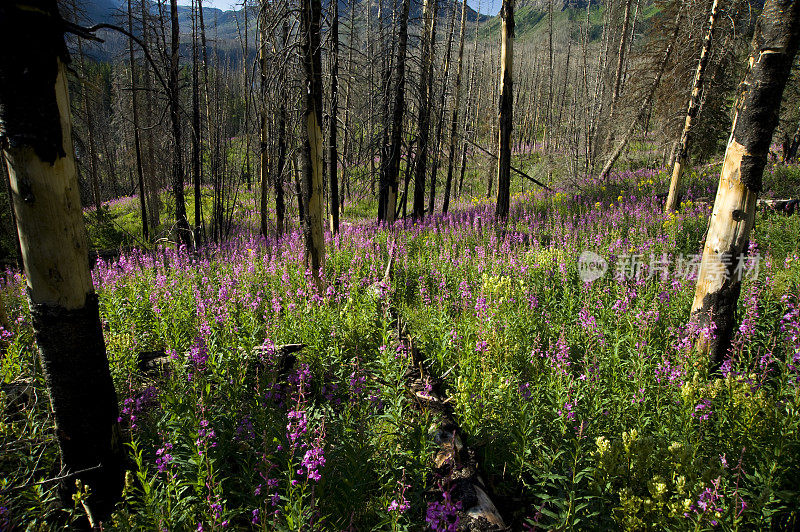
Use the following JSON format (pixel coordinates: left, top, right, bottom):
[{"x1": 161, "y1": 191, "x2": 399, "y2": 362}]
[
  {"x1": 276, "y1": 14, "x2": 289, "y2": 236},
  {"x1": 606, "y1": 0, "x2": 634, "y2": 138},
  {"x1": 428, "y1": 0, "x2": 458, "y2": 214},
  {"x1": 692, "y1": 0, "x2": 800, "y2": 368},
  {"x1": 76, "y1": 38, "x2": 102, "y2": 214},
  {"x1": 259, "y1": 0, "x2": 270, "y2": 238},
  {"x1": 329, "y1": 0, "x2": 340, "y2": 234},
  {"x1": 664, "y1": 0, "x2": 720, "y2": 212},
  {"x1": 168, "y1": 0, "x2": 191, "y2": 246},
  {"x1": 443, "y1": 0, "x2": 468, "y2": 213},
  {"x1": 413, "y1": 0, "x2": 438, "y2": 219},
  {"x1": 192, "y1": 0, "x2": 203, "y2": 245},
  {"x1": 300, "y1": 0, "x2": 325, "y2": 275},
  {"x1": 496, "y1": 0, "x2": 514, "y2": 220},
  {"x1": 598, "y1": 7, "x2": 684, "y2": 181},
  {"x1": 380, "y1": 0, "x2": 410, "y2": 224},
  {"x1": 142, "y1": 0, "x2": 160, "y2": 230},
  {"x1": 0, "y1": 1, "x2": 124, "y2": 522},
  {"x1": 128, "y1": 0, "x2": 149, "y2": 240}
]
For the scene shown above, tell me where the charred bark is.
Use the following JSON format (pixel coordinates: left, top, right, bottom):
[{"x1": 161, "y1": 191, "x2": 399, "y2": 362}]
[
  {"x1": 168, "y1": 0, "x2": 191, "y2": 247},
  {"x1": 495, "y1": 0, "x2": 514, "y2": 220},
  {"x1": 0, "y1": 1, "x2": 125, "y2": 522},
  {"x1": 381, "y1": 0, "x2": 409, "y2": 225},
  {"x1": 300, "y1": 0, "x2": 325, "y2": 275},
  {"x1": 329, "y1": 0, "x2": 340, "y2": 234},
  {"x1": 692, "y1": 0, "x2": 800, "y2": 368}
]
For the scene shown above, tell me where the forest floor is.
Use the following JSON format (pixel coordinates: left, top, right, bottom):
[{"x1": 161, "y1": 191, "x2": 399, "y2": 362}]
[{"x1": 2, "y1": 158, "x2": 800, "y2": 530}]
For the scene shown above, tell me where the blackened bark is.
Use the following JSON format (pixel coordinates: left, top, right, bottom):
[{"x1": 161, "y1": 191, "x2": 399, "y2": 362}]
[
  {"x1": 128, "y1": 0, "x2": 149, "y2": 241},
  {"x1": 329, "y1": 0, "x2": 340, "y2": 234},
  {"x1": 299, "y1": 0, "x2": 325, "y2": 273},
  {"x1": 0, "y1": 3, "x2": 66, "y2": 164},
  {"x1": 495, "y1": 0, "x2": 514, "y2": 220},
  {"x1": 691, "y1": 0, "x2": 800, "y2": 368},
  {"x1": 381, "y1": 0, "x2": 409, "y2": 224},
  {"x1": 413, "y1": 0, "x2": 438, "y2": 220},
  {"x1": 0, "y1": 1, "x2": 124, "y2": 521},
  {"x1": 192, "y1": 0, "x2": 203, "y2": 245},
  {"x1": 169, "y1": 0, "x2": 191, "y2": 247},
  {"x1": 31, "y1": 295, "x2": 124, "y2": 520},
  {"x1": 276, "y1": 14, "x2": 289, "y2": 236},
  {"x1": 443, "y1": 0, "x2": 468, "y2": 214}
]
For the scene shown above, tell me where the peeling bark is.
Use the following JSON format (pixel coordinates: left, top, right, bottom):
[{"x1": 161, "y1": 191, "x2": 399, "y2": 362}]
[
  {"x1": 692, "y1": 0, "x2": 800, "y2": 367},
  {"x1": 0, "y1": 1, "x2": 124, "y2": 521}
]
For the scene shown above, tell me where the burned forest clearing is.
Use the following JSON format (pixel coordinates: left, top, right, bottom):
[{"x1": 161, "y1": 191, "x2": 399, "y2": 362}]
[{"x1": 2, "y1": 0, "x2": 800, "y2": 529}]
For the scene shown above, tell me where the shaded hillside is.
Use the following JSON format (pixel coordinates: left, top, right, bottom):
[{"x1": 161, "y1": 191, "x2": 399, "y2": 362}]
[
  {"x1": 478, "y1": 1, "x2": 660, "y2": 41},
  {"x1": 70, "y1": 0, "x2": 489, "y2": 62}
]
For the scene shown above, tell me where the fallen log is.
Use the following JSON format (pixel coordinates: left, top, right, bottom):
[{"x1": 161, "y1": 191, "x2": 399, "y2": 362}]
[
  {"x1": 137, "y1": 343, "x2": 306, "y2": 377},
  {"x1": 757, "y1": 198, "x2": 800, "y2": 214},
  {"x1": 402, "y1": 326, "x2": 507, "y2": 531}
]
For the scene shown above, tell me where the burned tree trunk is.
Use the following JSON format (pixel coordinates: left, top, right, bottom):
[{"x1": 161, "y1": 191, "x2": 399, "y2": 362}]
[
  {"x1": 443, "y1": 0, "x2": 467, "y2": 214},
  {"x1": 259, "y1": 1, "x2": 270, "y2": 238},
  {"x1": 142, "y1": 0, "x2": 160, "y2": 230},
  {"x1": 495, "y1": 0, "x2": 514, "y2": 220},
  {"x1": 692, "y1": 0, "x2": 800, "y2": 368},
  {"x1": 428, "y1": 0, "x2": 458, "y2": 214},
  {"x1": 169, "y1": 0, "x2": 192, "y2": 247},
  {"x1": 300, "y1": 0, "x2": 325, "y2": 275},
  {"x1": 76, "y1": 38, "x2": 102, "y2": 214},
  {"x1": 129, "y1": 0, "x2": 149, "y2": 241},
  {"x1": 192, "y1": 0, "x2": 203, "y2": 245},
  {"x1": 275, "y1": 13, "x2": 289, "y2": 236},
  {"x1": 381, "y1": 0, "x2": 410, "y2": 225},
  {"x1": 0, "y1": 1, "x2": 124, "y2": 523},
  {"x1": 413, "y1": 0, "x2": 437, "y2": 220},
  {"x1": 329, "y1": 0, "x2": 340, "y2": 234},
  {"x1": 664, "y1": 0, "x2": 720, "y2": 213}
]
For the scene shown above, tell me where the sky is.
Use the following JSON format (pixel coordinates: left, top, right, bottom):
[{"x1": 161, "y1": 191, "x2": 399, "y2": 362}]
[{"x1": 178, "y1": 0, "x2": 501, "y2": 16}]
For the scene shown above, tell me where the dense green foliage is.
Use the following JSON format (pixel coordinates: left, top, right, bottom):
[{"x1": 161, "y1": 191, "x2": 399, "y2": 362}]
[{"x1": 2, "y1": 161, "x2": 800, "y2": 529}]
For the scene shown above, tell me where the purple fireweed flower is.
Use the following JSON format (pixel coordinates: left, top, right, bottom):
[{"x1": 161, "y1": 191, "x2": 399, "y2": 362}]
[
  {"x1": 301, "y1": 444, "x2": 325, "y2": 482},
  {"x1": 426, "y1": 487, "x2": 462, "y2": 532},
  {"x1": 388, "y1": 476, "x2": 411, "y2": 514},
  {"x1": 155, "y1": 442, "x2": 174, "y2": 473},
  {"x1": 197, "y1": 419, "x2": 217, "y2": 455},
  {"x1": 286, "y1": 409, "x2": 308, "y2": 449},
  {"x1": 119, "y1": 386, "x2": 158, "y2": 430},
  {"x1": 692, "y1": 399, "x2": 712, "y2": 422}
]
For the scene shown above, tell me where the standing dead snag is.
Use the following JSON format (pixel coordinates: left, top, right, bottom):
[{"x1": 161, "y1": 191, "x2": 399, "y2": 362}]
[
  {"x1": 300, "y1": 0, "x2": 325, "y2": 275},
  {"x1": 0, "y1": 1, "x2": 124, "y2": 522},
  {"x1": 664, "y1": 0, "x2": 720, "y2": 213},
  {"x1": 381, "y1": 0, "x2": 410, "y2": 225},
  {"x1": 128, "y1": 0, "x2": 149, "y2": 241},
  {"x1": 598, "y1": 6, "x2": 683, "y2": 182},
  {"x1": 495, "y1": 0, "x2": 514, "y2": 220},
  {"x1": 443, "y1": 0, "x2": 468, "y2": 214},
  {"x1": 259, "y1": 0, "x2": 270, "y2": 239},
  {"x1": 413, "y1": 0, "x2": 438, "y2": 220},
  {"x1": 328, "y1": 0, "x2": 340, "y2": 234},
  {"x1": 169, "y1": 0, "x2": 192, "y2": 247},
  {"x1": 692, "y1": 0, "x2": 800, "y2": 368}
]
